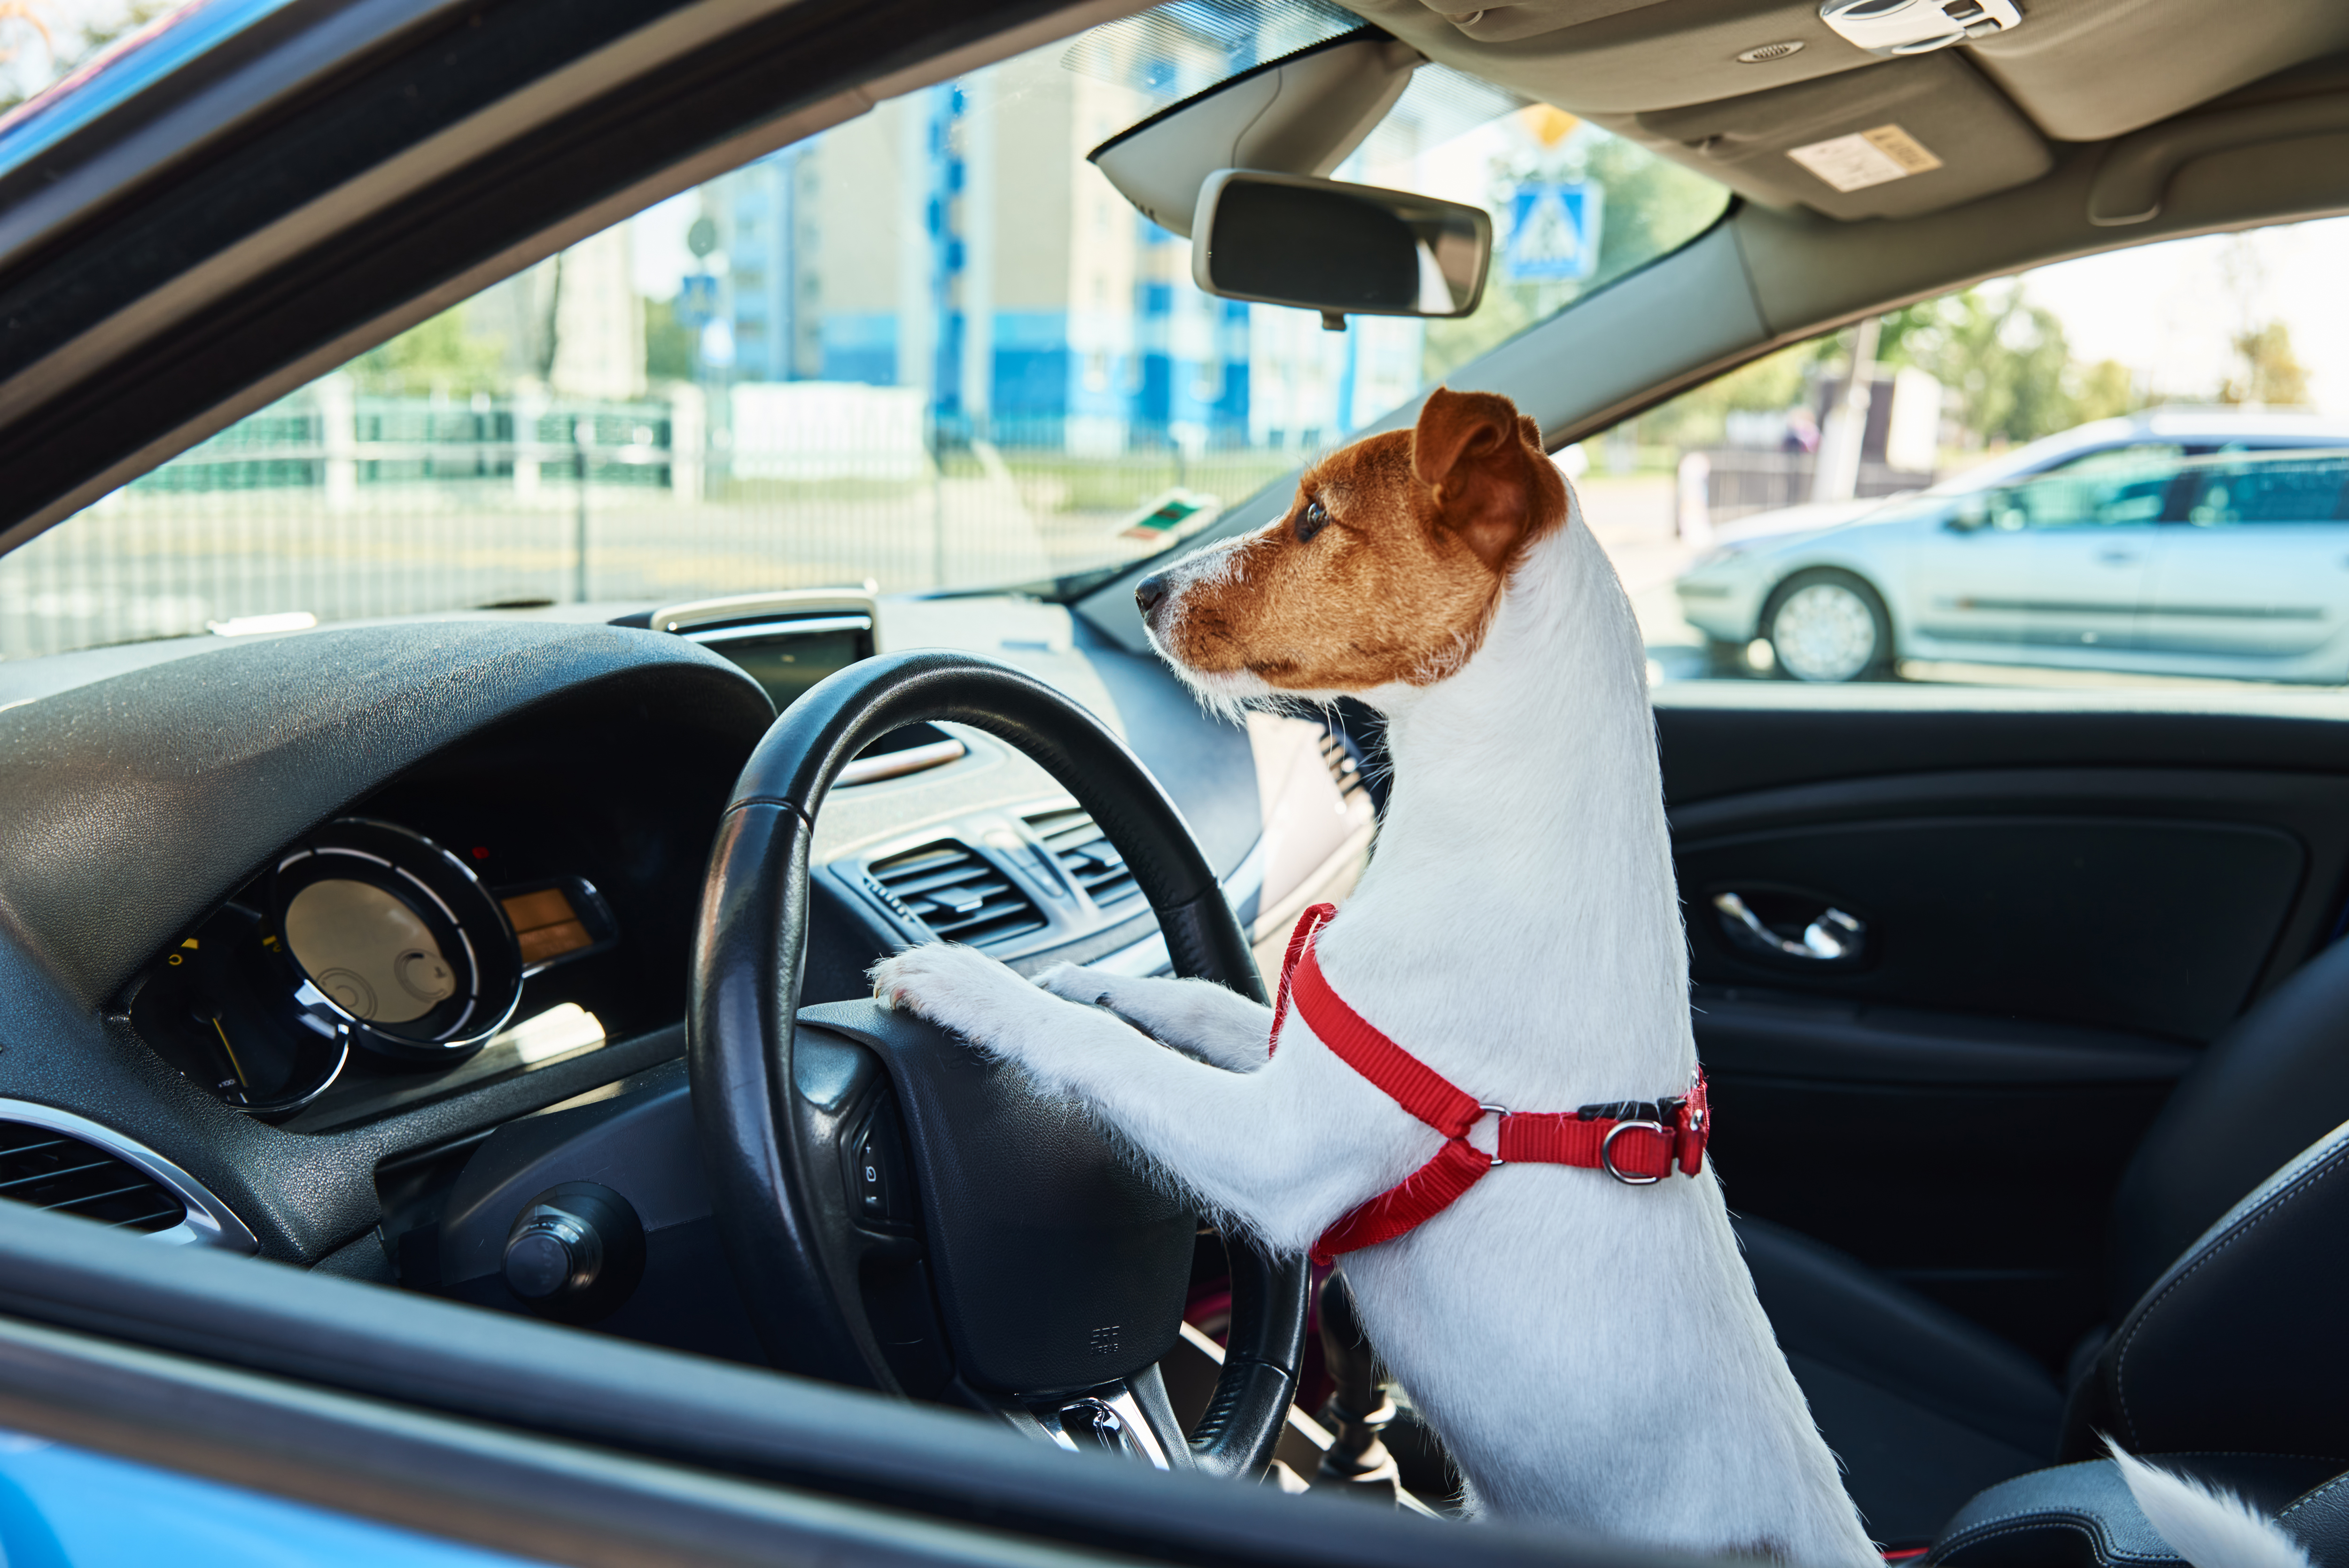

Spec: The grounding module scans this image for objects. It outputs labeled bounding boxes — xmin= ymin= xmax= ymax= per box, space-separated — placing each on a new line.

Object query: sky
xmin=2015 ymin=217 xmax=2349 ymax=412
xmin=631 ymin=190 xmax=700 ymax=301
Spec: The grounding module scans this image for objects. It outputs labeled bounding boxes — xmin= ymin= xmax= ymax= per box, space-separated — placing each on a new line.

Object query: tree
xmin=645 ymin=295 xmax=696 ymax=382
xmin=0 ymin=0 xmax=173 ymax=112
xmin=2069 ymin=359 xmax=2141 ymax=424
xmin=2218 ymin=321 xmax=2311 ymax=408
xmin=0 ymin=3 xmax=49 ymax=108
xmin=1877 ymin=285 xmax=2075 ymax=446
xmin=349 ymin=308 xmax=507 ymax=396
xmin=1423 ymin=122 xmax=1727 ymax=384
xmin=1636 ymin=340 xmax=1818 ymax=450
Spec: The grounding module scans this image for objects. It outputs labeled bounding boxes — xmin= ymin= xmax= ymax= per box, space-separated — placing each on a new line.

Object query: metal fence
xmin=0 ymin=386 xmax=1304 ymax=660
xmin=1696 ymin=448 xmax=1934 ymax=526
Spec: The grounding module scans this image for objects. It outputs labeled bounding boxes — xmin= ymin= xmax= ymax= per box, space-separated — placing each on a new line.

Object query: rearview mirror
xmin=1946 ymin=496 xmax=1990 ymax=532
xmin=1191 ymin=169 xmax=1492 ymax=326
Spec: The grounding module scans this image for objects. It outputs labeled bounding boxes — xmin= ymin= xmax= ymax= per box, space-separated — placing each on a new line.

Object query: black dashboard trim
xmin=0 ymin=621 xmax=770 ymax=1010
xmin=0 ymin=622 xmax=771 ymax=1262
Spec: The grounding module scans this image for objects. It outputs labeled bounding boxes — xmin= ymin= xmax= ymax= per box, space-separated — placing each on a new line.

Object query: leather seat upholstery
xmin=1926 ymin=1456 xmax=2348 ymax=1566
xmin=2065 ymin=1118 xmax=2349 ymax=1462
xmin=1736 ymin=1217 xmax=2065 ymax=1548
xmin=2101 ymin=937 xmax=2349 ymax=1320
xmin=1736 ymin=937 xmax=2349 ymax=1546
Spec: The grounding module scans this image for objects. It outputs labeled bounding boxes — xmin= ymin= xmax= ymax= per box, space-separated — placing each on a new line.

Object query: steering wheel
xmin=686 ymin=649 xmax=1309 ymax=1475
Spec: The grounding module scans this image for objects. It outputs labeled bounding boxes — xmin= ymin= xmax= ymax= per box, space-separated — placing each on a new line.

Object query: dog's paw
xmin=869 ymin=944 xmax=1041 ymax=1048
xmin=1033 ymin=962 xmax=1112 ymax=1009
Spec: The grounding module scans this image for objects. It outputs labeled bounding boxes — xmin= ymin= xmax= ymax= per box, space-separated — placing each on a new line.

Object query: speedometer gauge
xmin=269 ymin=820 xmax=525 ymax=1063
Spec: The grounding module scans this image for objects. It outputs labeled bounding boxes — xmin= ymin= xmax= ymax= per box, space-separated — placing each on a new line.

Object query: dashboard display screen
xmin=501 ymin=887 xmax=594 ymax=966
xmin=282 ymin=879 xmax=457 ymax=1024
xmin=709 ymin=628 xmax=865 ymax=711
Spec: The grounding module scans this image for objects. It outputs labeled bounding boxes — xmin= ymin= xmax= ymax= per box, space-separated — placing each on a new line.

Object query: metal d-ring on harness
xmin=1266 ymin=904 xmax=1711 ymax=1265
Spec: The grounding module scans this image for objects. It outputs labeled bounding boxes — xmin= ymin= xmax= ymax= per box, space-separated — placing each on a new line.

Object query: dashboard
xmin=0 ymin=593 xmax=1375 ymax=1365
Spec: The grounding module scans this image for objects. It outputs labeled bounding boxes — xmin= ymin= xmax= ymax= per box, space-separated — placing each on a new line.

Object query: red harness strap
xmin=1269 ymin=903 xmax=1710 ymax=1265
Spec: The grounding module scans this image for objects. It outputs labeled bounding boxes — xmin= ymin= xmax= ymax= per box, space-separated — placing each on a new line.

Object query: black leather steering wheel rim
xmin=687 ymin=648 xmax=1308 ymax=1478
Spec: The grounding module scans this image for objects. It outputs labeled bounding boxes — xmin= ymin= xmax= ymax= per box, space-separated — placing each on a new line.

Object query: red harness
xmin=1269 ymin=903 xmax=1711 ymax=1266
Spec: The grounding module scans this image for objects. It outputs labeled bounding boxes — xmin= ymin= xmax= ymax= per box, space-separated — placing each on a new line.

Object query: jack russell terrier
xmin=871 ymin=388 xmax=2298 ymax=1568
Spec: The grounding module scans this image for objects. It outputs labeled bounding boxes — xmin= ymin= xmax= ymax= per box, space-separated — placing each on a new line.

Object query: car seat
xmin=1738 ymin=935 xmax=2349 ymax=1546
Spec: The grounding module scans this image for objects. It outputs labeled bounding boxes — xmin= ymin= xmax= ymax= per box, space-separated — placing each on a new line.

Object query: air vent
xmin=1318 ymin=730 xmax=1368 ymax=802
xmin=1026 ymin=808 xmax=1141 ymax=909
xmin=868 ymin=840 xmax=1047 ymax=948
xmin=0 ymin=1121 xmax=186 ymax=1234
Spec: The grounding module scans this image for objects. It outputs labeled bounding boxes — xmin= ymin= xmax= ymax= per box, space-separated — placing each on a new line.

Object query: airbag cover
xmin=799 ymin=999 xmax=1193 ymax=1396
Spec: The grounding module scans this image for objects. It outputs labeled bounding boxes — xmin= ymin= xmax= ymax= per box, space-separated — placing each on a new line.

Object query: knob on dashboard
xmin=501 ymin=1181 xmax=645 ymax=1322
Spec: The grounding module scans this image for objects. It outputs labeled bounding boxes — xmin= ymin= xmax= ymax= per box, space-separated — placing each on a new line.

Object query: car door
xmin=1904 ymin=500 xmax=2046 ymax=652
xmin=0 ymin=1198 xmax=1509 ymax=1568
xmin=2139 ymin=453 xmax=2349 ymax=669
xmin=1909 ymin=450 xmax=2171 ymax=661
xmin=1655 ymin=692 xmax=2349 ymax=1365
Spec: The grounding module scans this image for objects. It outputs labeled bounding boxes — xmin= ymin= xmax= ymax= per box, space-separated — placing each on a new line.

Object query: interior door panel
xmin=1653 ymin=705 xmax=2349 ymax=1369
xmin=1681 ymin=816 xmax=2302 ymax=1039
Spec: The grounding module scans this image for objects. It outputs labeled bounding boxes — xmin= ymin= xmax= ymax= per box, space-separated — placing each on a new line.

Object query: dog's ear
xmin=1411 ymin=388 xmax=1564 ymax=571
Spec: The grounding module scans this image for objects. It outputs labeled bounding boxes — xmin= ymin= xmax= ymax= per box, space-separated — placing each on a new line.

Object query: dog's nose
xmin=1134 ymin=574 xmax=1170 ymax=620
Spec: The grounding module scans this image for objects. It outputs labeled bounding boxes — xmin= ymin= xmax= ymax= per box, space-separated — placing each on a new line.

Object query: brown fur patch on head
xmin=1153 ymin=388 xmax=1569 ymax=692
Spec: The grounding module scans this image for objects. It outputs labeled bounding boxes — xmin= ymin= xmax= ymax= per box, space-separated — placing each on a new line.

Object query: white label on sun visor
xmin=1787 ymin=124 xmax=1945 ymax=193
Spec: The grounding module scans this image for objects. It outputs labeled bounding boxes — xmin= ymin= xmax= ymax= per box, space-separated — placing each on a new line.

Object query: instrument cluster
xmin=131 ymin=817 xmax=615 ymax=1119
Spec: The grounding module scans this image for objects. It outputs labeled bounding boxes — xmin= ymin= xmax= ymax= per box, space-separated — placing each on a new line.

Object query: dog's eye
xmin=1295 ymin=500 xmax=1331 ymax=543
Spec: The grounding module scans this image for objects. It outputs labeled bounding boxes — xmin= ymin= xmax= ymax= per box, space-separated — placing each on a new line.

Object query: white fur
xmin=2112 ymin=1446 xmax=2313 ymax=1568
xmin=872 ymin=499 xmax=1880 ymax=1562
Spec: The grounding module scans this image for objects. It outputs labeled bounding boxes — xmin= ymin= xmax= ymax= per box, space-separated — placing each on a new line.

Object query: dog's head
xmin=1136 ymin=387 xmax=1568 ymax=703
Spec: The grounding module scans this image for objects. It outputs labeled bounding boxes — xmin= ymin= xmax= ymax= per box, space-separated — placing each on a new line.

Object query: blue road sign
xmin=1505 ymin=182 xmax=1602 ymax=282
xmin=676 ymin=273 xmax=717 ymax=330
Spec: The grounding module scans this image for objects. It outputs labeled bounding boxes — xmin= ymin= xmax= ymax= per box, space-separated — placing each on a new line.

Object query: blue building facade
xmin=697 ymin=73 xmax=1260 ymax=452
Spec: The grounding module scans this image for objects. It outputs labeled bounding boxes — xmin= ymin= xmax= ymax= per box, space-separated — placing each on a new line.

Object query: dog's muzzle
xmin=1134 ymin=573 xmax=1170 ymax=627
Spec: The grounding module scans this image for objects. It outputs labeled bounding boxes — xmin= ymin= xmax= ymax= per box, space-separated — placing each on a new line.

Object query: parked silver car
xmin=1676 ymin=411 xmax=2349 ymax=683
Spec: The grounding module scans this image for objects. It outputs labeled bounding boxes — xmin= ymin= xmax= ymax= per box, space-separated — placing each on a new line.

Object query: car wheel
xmin=1763 ymin=570 xmax=1892 ymax=683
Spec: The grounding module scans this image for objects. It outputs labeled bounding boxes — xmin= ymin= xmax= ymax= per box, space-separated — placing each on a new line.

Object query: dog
xmin=874 ymin=386 xmax=1878 ymax=1561
xmin=870 ymin=388 xmax=2301 ymax=1567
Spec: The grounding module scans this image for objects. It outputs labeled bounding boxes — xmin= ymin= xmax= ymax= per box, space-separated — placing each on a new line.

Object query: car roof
xmin=1923 ymin=411 xmax=2349 ymax=496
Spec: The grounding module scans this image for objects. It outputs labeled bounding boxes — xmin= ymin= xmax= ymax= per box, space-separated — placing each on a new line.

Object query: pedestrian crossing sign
xmin=1505 ymin=182 xmax=1602 ymax=282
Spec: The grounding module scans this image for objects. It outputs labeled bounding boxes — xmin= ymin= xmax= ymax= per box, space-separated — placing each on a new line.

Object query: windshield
xmin=0 ymin=1 xmax=1726 ymax=661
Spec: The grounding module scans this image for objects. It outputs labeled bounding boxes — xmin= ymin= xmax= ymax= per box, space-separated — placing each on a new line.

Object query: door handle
xmin=1712 ymin=892 xmax=1866 ymax=963
xmin=2097 ymin=549 xmax=2139 ymax=565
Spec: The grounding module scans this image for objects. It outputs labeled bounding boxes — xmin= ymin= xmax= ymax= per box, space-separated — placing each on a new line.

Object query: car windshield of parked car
xmin=0 ymin=0 xmax=1727 ymax=661
xmin=1625 ymin=215 xmax=2349 ymax=691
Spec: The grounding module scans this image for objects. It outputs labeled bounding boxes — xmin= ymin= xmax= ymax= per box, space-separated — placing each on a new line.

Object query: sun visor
xmin=1089 ymin=31 xmax=1423 ymax=239
xmin=1634 ymin=54 xmax=2052 ymax=220
xmin=1966 ymin=0 xmax=2349 ymax=141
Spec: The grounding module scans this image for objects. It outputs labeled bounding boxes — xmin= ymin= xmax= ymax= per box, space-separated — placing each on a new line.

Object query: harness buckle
xmin=1600 ymin=1119 xmax=1668 ymax=1185
xmin=1476 ymin=1103 xmax=1509 ymax=1168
